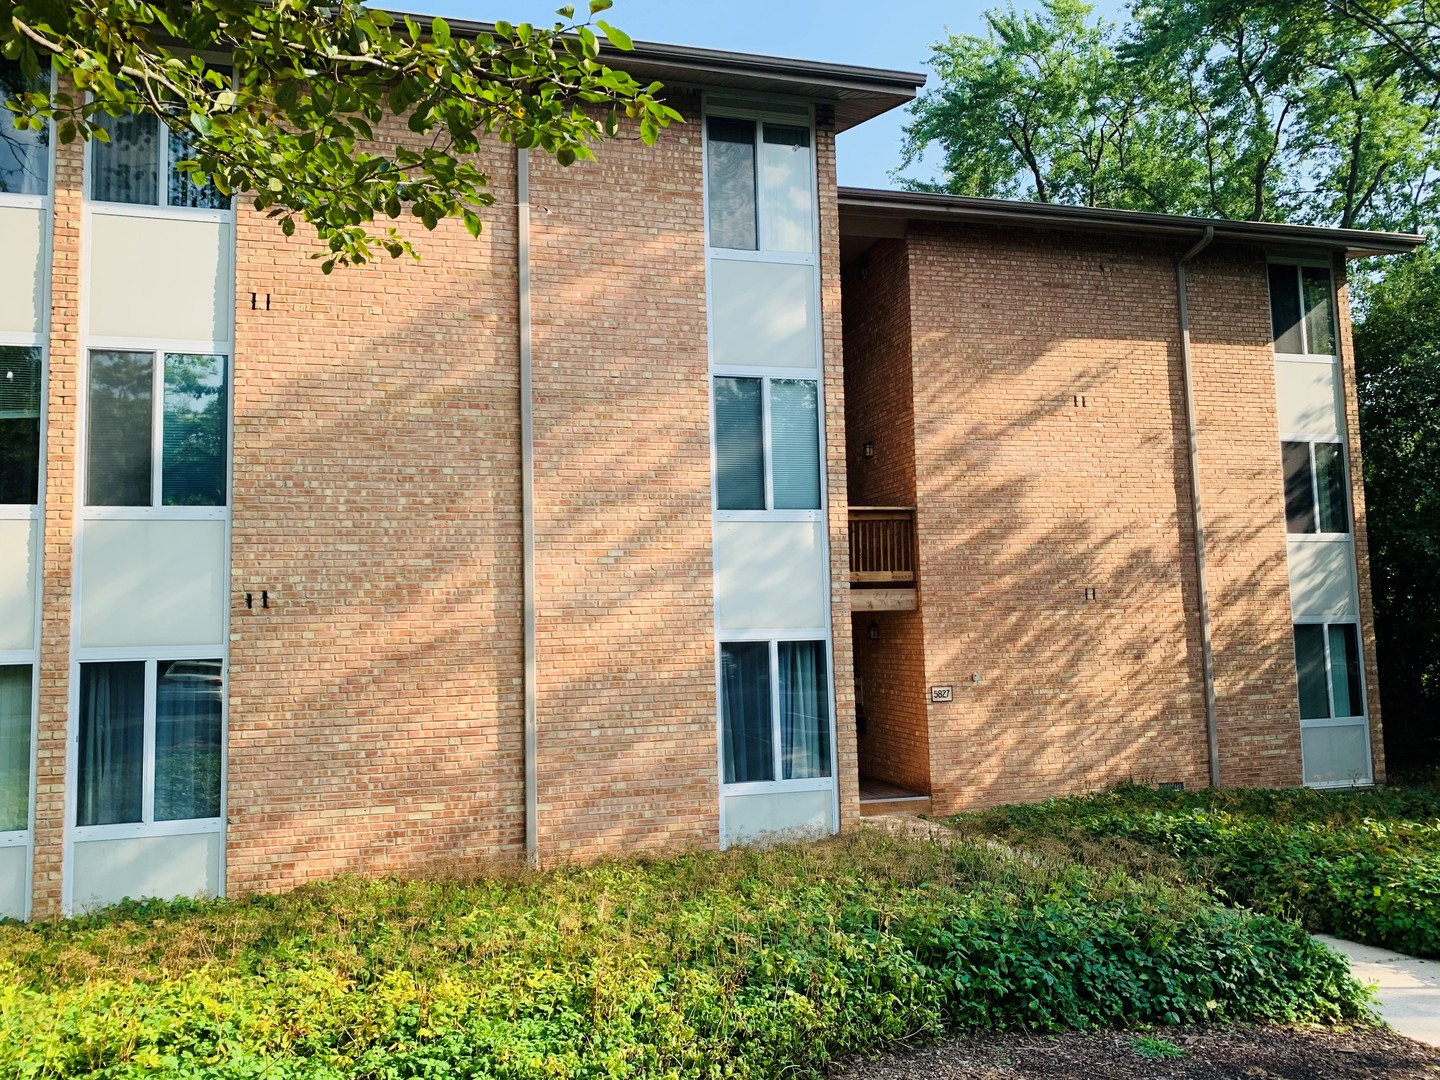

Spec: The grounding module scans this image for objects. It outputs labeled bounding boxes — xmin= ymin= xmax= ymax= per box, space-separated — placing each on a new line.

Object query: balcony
xmin=848 ymin=506 xmax=917 ymax=612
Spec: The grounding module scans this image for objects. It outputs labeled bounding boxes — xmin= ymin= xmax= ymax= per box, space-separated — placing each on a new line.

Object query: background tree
xmin=1 ymin=0 xmax=681 ymax=269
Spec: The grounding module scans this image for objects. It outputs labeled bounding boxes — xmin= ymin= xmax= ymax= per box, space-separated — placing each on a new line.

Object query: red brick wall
xmin=1184 ymin=248 xmax=1302 ymax=788
xmin=526 ymin=97 xmax=720 ymax=860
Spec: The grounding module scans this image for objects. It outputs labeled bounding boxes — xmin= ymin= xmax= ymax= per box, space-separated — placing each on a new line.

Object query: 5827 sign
xmin=930 ymin=685 xmax=953 ymax=703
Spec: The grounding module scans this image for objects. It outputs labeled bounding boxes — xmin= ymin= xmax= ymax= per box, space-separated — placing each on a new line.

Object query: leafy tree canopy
xmin=1 ymin=0 xmax=681 ymax=269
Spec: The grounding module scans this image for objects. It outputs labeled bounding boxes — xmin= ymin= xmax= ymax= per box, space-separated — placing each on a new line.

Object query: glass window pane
xmin=162 ymin=353 xmax=227 ymax=505
xmin=761 ymin=124 xmax=814 ymax=253
xmin=0 ymin=665 xmax=32 ymax=833
xmin=1314 ymin=442 xmax=1349 ymax=534
xmin=1301 ymin=266 xmax=1336 ymax=356
xmin=1282 ymin=441 xmax=1316 ymax=534
xmin=707 ymin=117 xmax=757 ymax=251
xmin=77 ymin=661 xmax=145 ymax=826
xmin=1294 ymin=624 xmax=1330 ymax=720
xmin=0 ymin=345 xmax=41 ymax=505
xmin=771 ymin=379 xmax=820 ymax=509
xmin=91 ymin=112 xmax=158 ymax=205
xmin=1328 ymin=624 xmax=1364 ymax=718
xmin=722 ymin=642 xmax=773 ymax=783
xmin=167 ymin=125 xmax=228 ymax=209
xmin=0 ymin=59 xmax=49 ymax=195
xmin=155 ymin=659 xmax=223 ymax=821
xmin=87 ymin=350 xmax=154 ymax=506
xmin=715 ymin=377 xmax=764 ymax=510
xmin=1269 ymin=264 xmax=1304 ymax=354
xmin=780 ymin=640 xmax=829 ymax=780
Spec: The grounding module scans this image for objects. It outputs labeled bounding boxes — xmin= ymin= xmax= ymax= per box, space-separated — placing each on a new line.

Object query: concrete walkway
xmin=1314 ymin=934 xmax=1440 ymax=1047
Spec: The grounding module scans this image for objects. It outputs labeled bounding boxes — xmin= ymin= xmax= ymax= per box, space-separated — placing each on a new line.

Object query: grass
xmin=946 ymin=783 xmax=1440 ymax=959
xmin=0 ymin=827 xmax=1370 ymax=1080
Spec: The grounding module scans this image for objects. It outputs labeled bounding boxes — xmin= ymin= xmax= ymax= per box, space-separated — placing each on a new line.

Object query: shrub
xmin=950 ymin=785 xmax=1440 ymax=958
xmin=0 ymin=829 xmax=1369 ymax=1080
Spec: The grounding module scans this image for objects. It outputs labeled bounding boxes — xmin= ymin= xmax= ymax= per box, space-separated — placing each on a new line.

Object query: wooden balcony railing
xmin=848 ymin=507 xmax=916 ymax=585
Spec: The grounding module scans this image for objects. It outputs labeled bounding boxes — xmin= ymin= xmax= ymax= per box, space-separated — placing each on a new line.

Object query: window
xmin=77 ymin=659 xmax=223 ymax=828
xmin=0 ymin=666 xmax=31 ymax=833
xmin=0 ymin=59 xmax=48 ymax=196
xmin=86 ymin=350 xmax=228 ymax=507
xmin=706 ymin=116 xmax=814 ymax=253
xmin=721 ymin=640 xmax=831 ymax=784
xmin=714 ymin=376 xmax=820 ymax=510
xmin=1282 ymin=441 xmax=1348 ymax=534
xmin=90 ymin=110 xmax=228 ymax=210
xmin=1294 ymin=624 xmax=1364 ymax=721
xmin=1269 ymin=263 xmax=1336 ymax=356
xmin=0 ymin=345 xmax=42 ymax=505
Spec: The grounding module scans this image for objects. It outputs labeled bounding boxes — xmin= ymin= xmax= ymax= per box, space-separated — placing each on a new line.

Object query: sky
xmin=409 ymin=0 xmax=1127 ymax=189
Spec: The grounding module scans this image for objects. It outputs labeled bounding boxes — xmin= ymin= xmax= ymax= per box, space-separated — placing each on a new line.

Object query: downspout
xmin=518 ymin=148 xmax=539 ymax=867
xmin=1176 ymin=225 xmax=1220 ymax=788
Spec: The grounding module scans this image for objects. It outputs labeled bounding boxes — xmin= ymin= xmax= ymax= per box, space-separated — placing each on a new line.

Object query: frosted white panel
xmin=723 ymin=788 xmax=833 ymax=845
xmin=1288 ymin=539 xmax=1357 ymax=620
xmin=0 ymin=846 xmax=26 ymax=919
xmin=0 ymin=519 xmax=36 ymax=651
xmin=0 ymin=205 xmax=44 ymax=336
xmin=715 ymin=520 xmax=826 ymax=630
xmin=1275 ymin=360 xmax=1341 ymax=440
xmin=71 ymin=832 xmax=221 ymax=910
xmin=711 ymin=259 xmax=817 ymax=369
xmin=89 ymin=213 xmax=230 ymax=342
xmin=1302 ymin=722 xmax=1371 ymax=786
xmin=80 ymin=519 xmax=226 ymax=647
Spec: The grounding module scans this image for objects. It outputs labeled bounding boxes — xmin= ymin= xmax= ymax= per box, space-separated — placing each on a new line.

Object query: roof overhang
xmin=839 ymin=187 xmax=1427 ymax=258
xmin=391 ymin=13 xmax=925 ymax=132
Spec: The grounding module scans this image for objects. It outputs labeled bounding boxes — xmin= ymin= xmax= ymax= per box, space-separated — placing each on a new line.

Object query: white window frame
xmin=717 ymin=630 xmax=838 ymax=797
xmin=1268 ymin=258 xmax=1339 ymax=362
xmin=1280 ymin=438 xmax=1353 ymax=542
xmin=1292 ymin=619 xmax=1373 ymax=788
xmin=703 ymin=102 xmax=819 ymax=264
xmin=80 ymin=341 xmax=231 ymax=520
xmin=712 ymin=373 xmax=823 ymax=521
xmin=67 ymin=651 xmax=227 ymax=844
xmin=0 ymin=61 xmax=54 ymax=209
xmin=0 ymin=662 xmax=38 ymax=853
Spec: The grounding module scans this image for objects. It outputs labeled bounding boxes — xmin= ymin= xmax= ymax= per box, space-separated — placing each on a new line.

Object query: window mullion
xmin=141 ymin=659 xmax=156 ymax=824
xmin=1321 ymin=623 xmax=1336 ymax=719
xmin=770 ymin=639 xmax=782 ymax=783
xmin=151 ymin=350 xmax=164 ymax=506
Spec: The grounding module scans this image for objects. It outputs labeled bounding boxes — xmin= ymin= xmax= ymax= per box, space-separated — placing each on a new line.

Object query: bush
xmin=950 ymin=785 xmax=1440 ymax=959
xmin=0 ymin=830 xmax=1369 ymax=1080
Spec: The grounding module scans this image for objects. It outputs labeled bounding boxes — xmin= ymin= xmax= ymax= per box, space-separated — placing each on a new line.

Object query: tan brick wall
xmin=1334 ymin=259 xmax=1386 ymax=782
xmin=526 ymin=97 xmax=720 ymax=860
xmin=30 ymin=112 xmax=83 ymax=918
xmin=226 ymin=130 xmax=528 ymax=890
xmin=1185 ymin=247 xmax=1301 ymax=788
xmin=851 ymin=611 xmax=930 ymax=793
xmin=903 ymin=223 xmax=1219 ymax=813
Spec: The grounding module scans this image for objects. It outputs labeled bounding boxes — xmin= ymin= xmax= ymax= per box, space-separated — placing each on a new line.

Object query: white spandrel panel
xmin=80 ymin=519 xmax=227 ymax=648
xmin=0 ymin=846 xmax=27 ymax=919
xmin=1301 ymin=723 xmax=1370 ymax=786
xmin=71 ymin=833 xmax=221 ymax=910
xmin=711 ymin=259 xmax=818 ymax=369
xmin=1288 ymin=539 xmax=1357 ymax=621
xmin=0 ymin=205 xmax=44 ymax=336
xmin=0 ymin=519 xmax=37 ymax=652
xmin=89 ymin=213 xmax=231 ymax=342
xmin=715 ymin=519 xmax=826 ymax=630
xmin=1275 ymin=360 xmax=1341 ymax=440
xmin=723 ymin=789 xmax=833 ymax=845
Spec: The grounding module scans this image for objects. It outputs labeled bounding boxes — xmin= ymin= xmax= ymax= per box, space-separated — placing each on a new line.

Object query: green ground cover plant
xmin=949 ymin=785 xmax=1440 ymax=959
xmin=0 ymin=830 xmax=1367 ymax=1080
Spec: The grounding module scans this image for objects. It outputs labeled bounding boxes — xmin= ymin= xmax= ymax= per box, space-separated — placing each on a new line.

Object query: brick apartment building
xmin=0 ymin=29 xmax=1423 ymax=918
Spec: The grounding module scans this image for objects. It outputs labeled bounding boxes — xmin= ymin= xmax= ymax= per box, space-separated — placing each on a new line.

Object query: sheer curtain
xmin=780 ymin=641 xmax=830 ymax=780
xmin=721 ymin=642 xmax=772 ymax=783
xmin=155 ymin=660 xmax=223 ymax=821
xmin=0 ymin=666 xmax=31 ymax=833
xmin=77 ymin=662 xmax=145 ymax=827
xmin=91 ymin=112 xmax=158 ymax=205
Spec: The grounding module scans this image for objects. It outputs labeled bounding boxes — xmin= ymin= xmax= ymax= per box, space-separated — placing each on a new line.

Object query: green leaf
xmin=589 ymin=0 xmax=614 ymax=12
xmin=595 ymin=21 xmax=633 ymax=51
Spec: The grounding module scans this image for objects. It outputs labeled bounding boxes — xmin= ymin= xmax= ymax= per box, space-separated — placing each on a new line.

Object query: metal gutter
xmin=839 ymin=188 xmax=1426 ymax=258
xmin=1175 ymin=226 xmax=1222 ymax=789
xmin=517 ymin=148 xmax=539 ymax=868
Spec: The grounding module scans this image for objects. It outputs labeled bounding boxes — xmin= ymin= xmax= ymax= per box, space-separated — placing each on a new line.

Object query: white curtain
xmin=780 ymin=641 xmax=830 ymax=780
xmin=0 ymin=666 xmax=31 ymax=833
xmin=77 ymin=662 xmax=145 ymax=827
xmin=91 ymin=112 xmax=158 ymax=205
